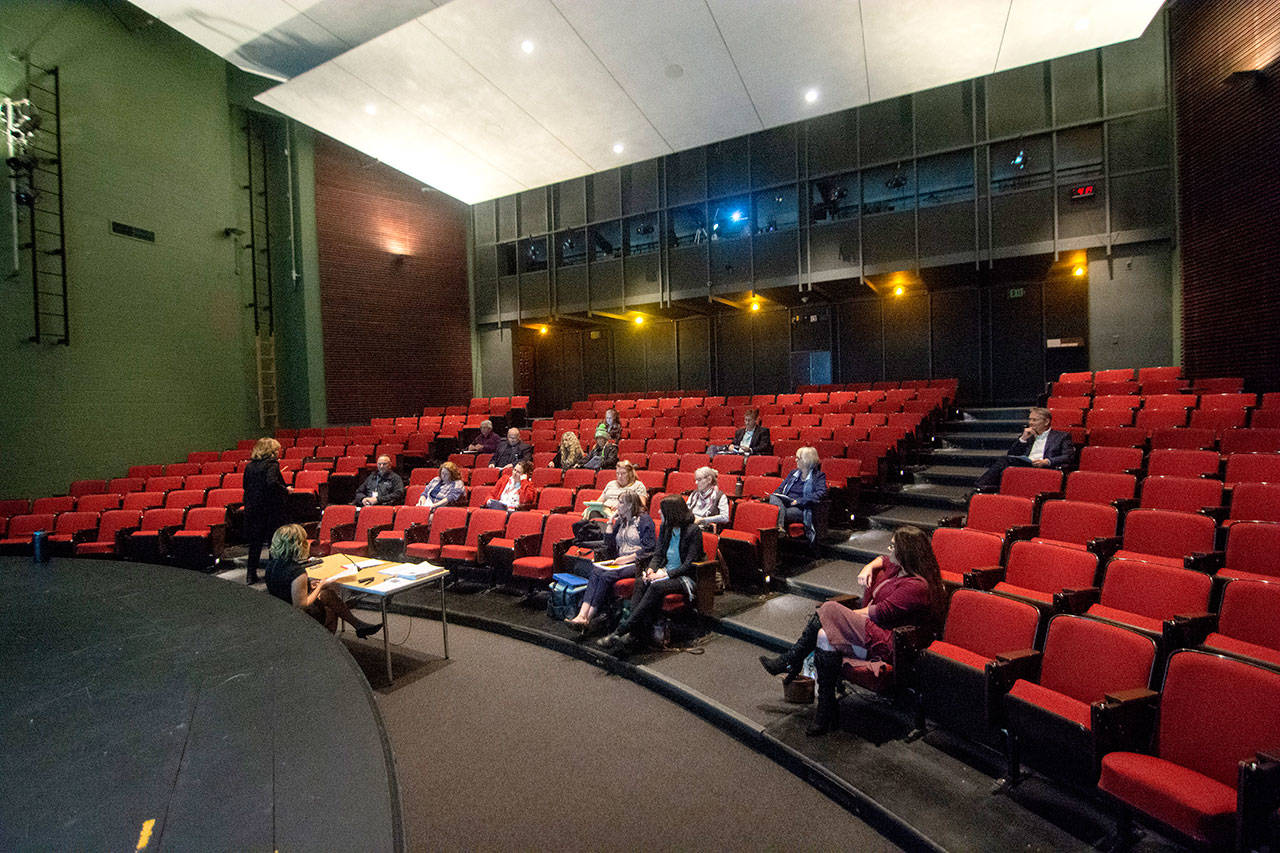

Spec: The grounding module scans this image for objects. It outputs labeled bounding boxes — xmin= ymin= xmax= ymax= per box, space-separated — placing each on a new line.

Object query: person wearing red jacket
xmin=486 ymin=460 xmax=536 ymax=511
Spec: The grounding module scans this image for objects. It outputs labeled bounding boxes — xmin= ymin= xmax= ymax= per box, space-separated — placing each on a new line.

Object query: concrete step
xmin=958 ymin=406 xmax=1031 ymax=421
xmin=937 ymin=431 xmax=1019 ymax=450
xmin=913 ymin=464 xmax=987 ymax=487
xmin=940 ymin=418 xmax=1025 ymax=433
xmin=920 ymin=445 xmax=1007 ymax=467
xmin=866 ymin=503 xmax=954 ymax=532
xmin=717 ymin=593 xmax=821 ymax=652
xmin=883 ymin=482 xmax=971 ymax=510
xmin=784 ymin=559 xmax=866 ymax=601
xmin=826 ymin=527 xmax=894 ymax=564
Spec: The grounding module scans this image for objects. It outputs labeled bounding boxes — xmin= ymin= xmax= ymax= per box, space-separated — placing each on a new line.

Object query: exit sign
xmin=1008 ymin=287 xmax=1026 ymax=299
xmin=1070 ymin=184 xmax=1096 ymax=200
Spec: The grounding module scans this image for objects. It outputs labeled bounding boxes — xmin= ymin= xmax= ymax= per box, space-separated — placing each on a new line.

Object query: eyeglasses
xmin=887 ymin=541 xmax=896 ymax=553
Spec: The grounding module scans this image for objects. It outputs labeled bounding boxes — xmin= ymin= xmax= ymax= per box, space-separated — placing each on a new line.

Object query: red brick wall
xmin=314 ymin=135 xmax=472 ymax=423
xmin=1171 ymin=0 xmax=1280 ymax=390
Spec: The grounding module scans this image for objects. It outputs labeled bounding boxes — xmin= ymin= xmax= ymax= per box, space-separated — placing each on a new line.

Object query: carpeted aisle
xmin=344 ymin=612 xmax=898 ymax=852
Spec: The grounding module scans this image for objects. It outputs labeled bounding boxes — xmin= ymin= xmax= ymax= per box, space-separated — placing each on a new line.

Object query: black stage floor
xmin=0 ymin=557 xmax=400 ymax=852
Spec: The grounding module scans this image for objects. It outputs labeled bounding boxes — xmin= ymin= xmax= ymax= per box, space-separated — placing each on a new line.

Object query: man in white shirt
xmin=975 ymin=407 xmax=1075 ymax=489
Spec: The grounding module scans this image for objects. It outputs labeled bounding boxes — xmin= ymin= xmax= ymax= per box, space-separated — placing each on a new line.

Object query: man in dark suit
xmin=975 ymin=406 xmax=1074 ymax=489
xmin=489 ymin=427 xmax=534 ymax=468
xmin=731 ymin=409 xmax=773 ymax=456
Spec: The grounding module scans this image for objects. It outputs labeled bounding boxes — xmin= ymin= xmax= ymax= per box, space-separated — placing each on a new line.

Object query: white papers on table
xmin=383 ymin=562 xmax=444 ymax=579
xmin=328 ymin=566 xmax=359 ymax=581
xmin=365 ymin=576 xmax=414 ymax=593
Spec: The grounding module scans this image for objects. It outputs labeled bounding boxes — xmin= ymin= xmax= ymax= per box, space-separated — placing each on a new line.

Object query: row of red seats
xmin=564 ymin=386 xmax=954 ymax=415
xmin=911 ymin=584 xmax=1279 ymax=849
xmin=541 ymin=412 xmax=926 ymax=442
xmin=555 ymin=396 xmax=946 ymax=423
xmin=1049 ymin=366 xmax=1247 ymax=396
xmin=0 ymin=503 xmax=236 ymax=566
xmin=1050 ymin=399 xmax=1279 ymax=439
xmin=464 ymin=395 xmax=529 ymax=416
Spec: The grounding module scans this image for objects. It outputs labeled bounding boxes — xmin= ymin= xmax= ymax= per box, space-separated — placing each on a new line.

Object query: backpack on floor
xmin=547 ymin=572 xmax=589 ymax=621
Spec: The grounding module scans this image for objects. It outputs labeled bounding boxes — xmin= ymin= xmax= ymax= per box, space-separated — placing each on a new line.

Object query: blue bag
xmin=547 ymin=572 xmax=588 ymax=620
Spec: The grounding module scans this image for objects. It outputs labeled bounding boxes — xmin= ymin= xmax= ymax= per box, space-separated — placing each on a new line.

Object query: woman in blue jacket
xmin=769 ymin=446 xmax=827 ymax=543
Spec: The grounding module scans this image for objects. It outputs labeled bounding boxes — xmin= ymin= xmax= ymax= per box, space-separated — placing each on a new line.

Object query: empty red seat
xmin=1146 ymin=449 xmax=1220 ymax=479
xmin=310 ymin=504 xmax=358 ymax=556
xmin=166 ymin=506 xmax=231 ymax=571
xmin=43 ymin=511 xmax=100 ymax=555
xmin=1030 ymin=499 xmax=1119 ymax=550
xmin=1219 ymin=428 xmax=1280 ymax=455
xmin=961 ymin=494 xmax=1035 ymax=540
xmin=439 ymin=507 xmax=507 ymax=566
xmin=665 ymin=471 xmax=696 ymax=494
xmin=532 ymin=487 xmax=574 ymax=514
xmin=1111 ymin=509 xmax=1217 ymax=567
xmin=931 ymin=527 xmax=1004 ymax=587
xmin=1149 ymin=427 xmax=1216 ymax=450
xmin=371 ymin=506 xmax=435 ymax=562
xmin=403 ymin=506 xmax=468 ymax=563
xmin=165 ymin=462 xmax=201 ymax=477
xmin=1138 ymin=366 xmax=1182 ymax=383
xmin=739 ymin=475 xmax=782 ymax=500
xmin=1137 ymin=476 xmax=1223 ymax=515
xmin=124 ymin=508 xmax=187 ymax=562
xmin=1085 ymin=408 xmax=1134 ymax=430
xmin=968 ymin=540 xmax=1098 ymax=611
xmin=206 ymin=488 xmax=243 ymax=508
xmin=74 ymin=509 xmax=141 ymax=557
xmin=121 ymin=492 xmax=166 ymax=512
xmin=1214 ymin=522 xmax=1280 ymax=585
xmin=717 ymin=501 xmax=781 ymax=590
xmin=164 ymin=489 xmax=207 ymax=511
xmin=1084 ymin=558 xmax=1212 ymax=637
xmin=1224 ymin=453 xmax=1280 ymax=487
xmin=710 ymin=455 xmax=744 ymax=476
xmin=1004 ymin=614 xmax=1158 ymax=786
xmin=183 ymin=474 xmax=222 ymax=492
xmin=0 ymin=512 xmax=57 ymax=550
xmin=1201 ymin=579 xmax=1280 ymax=670
xmin=997 ymin=466 xmax=1064 ymax=501
xmin=76 ymin=493 xmax=121 ymax=514
xmin=1063 ymin=471 xmax=1136 ymax=506
xmin=68 ymin=479 xmax=106 ymax=498
xmin=1134 ymin=408 xmax=1187 ymax=433
xmin=678 ymin=453 xmax=710 ymax=472
xmin=480 ymin=511 xmax=546 ymax=584
xmin=1088 ymin=426 xmax=1147 ymax=448
xmin=107 ymin=477 xmax=146 ymax=494
xmin=916 ymin=589 xmax=1042 ymax=740
xmin=531 ymin=468 xmax=563 ymax=489
xmin=328 ymin=505 xmax=397 ymax=557
xmin=145 ymin=476 xmax=184 ymax=494
xmin=1098 ymin=649 xmax=1280 ymax=849
xmin=1223 ymin=482 xmax=1280 ymax=528
xmin=648 ymin=452 xmax=679 ymax=472
xmin=32 ymin=496 xmax=75 ymax=515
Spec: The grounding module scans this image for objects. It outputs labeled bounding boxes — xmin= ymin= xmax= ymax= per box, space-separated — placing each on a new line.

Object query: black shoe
xmin=806 ymin=648 xmax=843 ymax=736
xmin=355 ymin=620 xmax=382 ymax=639
xmin=596 ymin=632 xmax=624 ymax=650
xmin=759 ymin=653 xmax=790 ymax=676
xmin=245 ymin=573 xmax=258 ymax=585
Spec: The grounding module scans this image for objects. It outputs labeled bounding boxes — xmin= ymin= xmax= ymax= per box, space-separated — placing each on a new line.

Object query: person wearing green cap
xmin=581 ymin=425 xmax=619 ymax=470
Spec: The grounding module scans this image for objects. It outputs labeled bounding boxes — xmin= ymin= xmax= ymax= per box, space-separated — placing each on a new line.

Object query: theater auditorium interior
xmin=2 ymin=0 xmax=1279 ymax=850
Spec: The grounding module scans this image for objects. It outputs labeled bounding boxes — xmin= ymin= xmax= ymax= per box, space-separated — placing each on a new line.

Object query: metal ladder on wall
xmin=5 ymin=62 xmax=68 ymax=345
xmin=244 ymin=113 xmax=278 ymax=429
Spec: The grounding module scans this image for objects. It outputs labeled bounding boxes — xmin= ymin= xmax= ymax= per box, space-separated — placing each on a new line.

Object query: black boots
xmin=806 ymin=649 xmax=843 ymax=736
xmin=354 ymin=618 xmax=383 ymax=639
xmin=759 ymin=613 xmax=822 ymax=681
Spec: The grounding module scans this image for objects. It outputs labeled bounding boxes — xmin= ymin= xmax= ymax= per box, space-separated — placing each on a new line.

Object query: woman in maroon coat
xmin=759 ymin=525 xmax=945 ymax=735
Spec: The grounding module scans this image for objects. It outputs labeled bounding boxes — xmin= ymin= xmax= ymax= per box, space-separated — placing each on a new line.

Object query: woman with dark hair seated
xmin=263 ymin=524 xmax=382 ymax=638
xmin=758 ymin=525 xmax=944 ymax=735
xmin=486 ymin=460 xmax=536 ymax=511
xmin=596 ymin=495 xmax=704 ymax=654
xmin=565 ymin=491 xmax=655 ymax=630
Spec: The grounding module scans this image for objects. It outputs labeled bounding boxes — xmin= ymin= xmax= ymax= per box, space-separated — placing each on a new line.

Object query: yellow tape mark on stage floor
xmin=135 ymin=818 xmax=155 ymax=850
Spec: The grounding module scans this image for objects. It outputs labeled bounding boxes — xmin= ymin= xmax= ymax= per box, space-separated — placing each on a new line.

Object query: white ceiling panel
xmin=997 ymin=0 xmax=1167 ymax=71
xmin=550 ymin=0 xmax=762 ymax=152
xmin=420 ymin=0 xmax=671 ymax=171
xmin=255 ymin=64 xmax=525 ymax=203
xmin=859 ymin=0 xmax=1010 ymax=102
xmin=707 ymin=0 xmax=871 ymax=127
xmin=330 ymin=22 xmax=590 ymax=190
xmin=134 ymin=0 xmax=310 ymax=62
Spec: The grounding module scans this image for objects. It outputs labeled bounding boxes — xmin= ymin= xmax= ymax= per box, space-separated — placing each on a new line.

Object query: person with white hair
xmin=768 ymin=446 xmax=827 ymax=543
xmin=685 ymin=466 xmax=730 ymax=530
xmin=464 ymin=419 xmax=501 ymax=455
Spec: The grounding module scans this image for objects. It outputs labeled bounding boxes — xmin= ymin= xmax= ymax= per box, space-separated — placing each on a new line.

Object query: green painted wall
xmin=0 ymin=2 xmax=300 ymax=498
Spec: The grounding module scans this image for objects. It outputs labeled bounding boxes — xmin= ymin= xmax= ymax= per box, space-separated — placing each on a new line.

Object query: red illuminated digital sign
xmin=1070 ymin=184 xmax=1096 ymax=200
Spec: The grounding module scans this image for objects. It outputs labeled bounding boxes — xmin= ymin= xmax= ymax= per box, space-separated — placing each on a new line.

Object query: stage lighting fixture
xmin=750 ymin=300 xmax=760 ymax=312
xmin=1072 ymin=265 xmax=1086 ymax=277
xmin=893 ymin=285 xmax=905 ymax=297
xmin=633 ymin=315 xmax=644 ymax=325
xmin=1011 ymin=149 xmax=1026 ymax=169
xmin=730 ymin=210 xmax=743 ymax=222
xmin=539 ymin=325 xmax=548 ymax=334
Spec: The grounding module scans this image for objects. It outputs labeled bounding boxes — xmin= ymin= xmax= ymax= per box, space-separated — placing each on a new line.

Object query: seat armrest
xmin=1052 ymin=586 xmax=1100 ymax=613
xmin=207 ymin=523 xmax=227 ymax=555
xmin=691 ymin=557 xmax=719 ymax=613
xmin=1185 ymin=550 xmax=1225 ymax=574
xmin=1162 ymin=611 xmax=1218 ymax=649
xmin=71 ymin=528 xmax=97 ymax=545
xmin=963 ymin=565 xmax=1005 ymax=590
xmin=114 ymin=525 xmax=141 ymax=554
xmin=438 ymin=526 xmax=467 ymax=547
xmin=476 ymin=529 xmax=502 ymax=558
xmin=366 ymin=522 xmax=394 ymax=550
xmin=1092 ymin=688 xmax=1159 ymax=755
xmin=301 ymin=521 xmax=320 ymax=539
xmin=1112 ymin=498 xmax=1139 ymax=517
xmin=403 ymin=522 xmax=431 ymax=545
xmin=972 ymin=485 xmax=997 ymax=495
xmin=988 ymin=648 xmax=1042 ymax=687
xmin=330 ymin=522 xmax=357 ymax=543
xmin=1031 ymin=491 xmax=1064 ymax=517
xmin=1004 ymin=524 xmax=1038 ymax=543
xmin=936 ymin=514 xmax=964 ymax=528
xmin=1199 ymin=505 xmax=1229 ymax=524
xmin=891 ymin=623 xmax=934 ymax=675
xmin=512 ymin=532 xmax=542 ymax=558
xmin=1239 ymin=752 xmax=1280 ymax=853
xmin=1086 ymin=536 xmax=1122 ymax=562
xmin=550 ymin=536 xmax=575 ymax=572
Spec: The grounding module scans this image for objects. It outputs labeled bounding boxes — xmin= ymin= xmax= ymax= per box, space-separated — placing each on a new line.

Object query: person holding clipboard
xmin=564 ymin=492 xmax=655 ymax=630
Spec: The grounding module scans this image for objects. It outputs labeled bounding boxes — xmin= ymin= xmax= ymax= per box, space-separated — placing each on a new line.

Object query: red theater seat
xmin=1200 ymin=579 xmax=1280 ymax=670
xmin=166 ymin=506 xmax=231 ymax=571
xmin=1098 ymin=650 xmax=1280 ymax=850
xmin=717 ymin=501 xmax=781 ymax=591
xmin=310 ymin=505 xmax=358 ymax=556
xmin=1082 ymin=558 xmax=1212 ymax=638
xmin=74 ymin=510 xmax=141 ymax=558
xmin=439 ymin=508 xmax=507 ymax=567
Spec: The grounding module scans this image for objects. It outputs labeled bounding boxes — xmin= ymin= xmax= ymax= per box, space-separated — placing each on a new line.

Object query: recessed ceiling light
xmin=364 ymin=103 xmax=377 ymax=115
xmin=1074 ymin=17 xmax=1090 ymax=31
xmin=804 ymin=88 xmax=819 ymax=104
xmin=664 ymin=63 xmax=684 ymax=79
xmin=612 ymin=142 xmax=624 ymax=154
xmin=521 ymin=39 xmax=534 ymax=54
